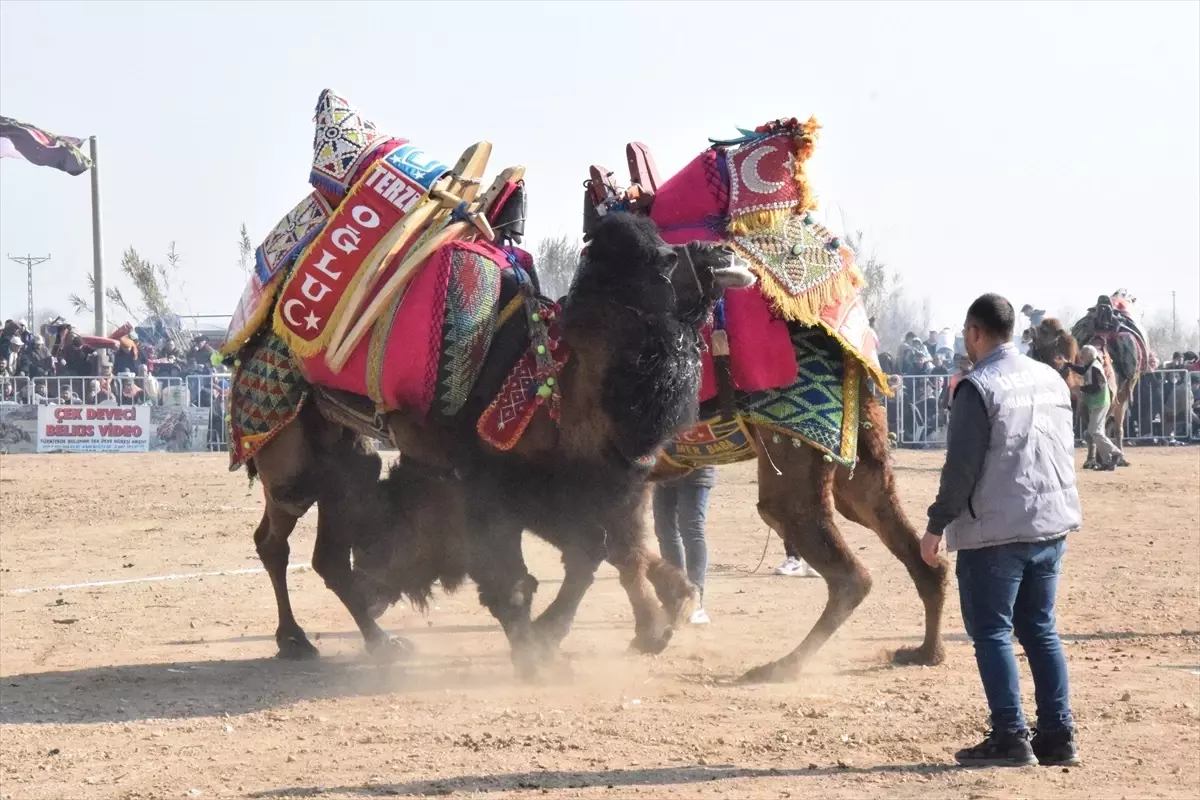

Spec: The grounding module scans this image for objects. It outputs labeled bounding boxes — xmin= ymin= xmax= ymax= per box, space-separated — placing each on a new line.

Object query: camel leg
xmin=833 ymin=402 xmax=947 ymax=666
xmin=602 ymin=492 xmax=696 ymax=655
xmin=467 ymin=515 xmax=542 ymax=680
xmin=741 ymin=432 xmax=873 ymax=683
xmin=253 ymin=498 xmax=319 ymax=660
xmin=531 ymin=543 xmax=602 ymax=651
xmin=1112 ymin=379 xmax=1135 ymax=465
xmin=310 ymin=508 xmax=414 ymax=662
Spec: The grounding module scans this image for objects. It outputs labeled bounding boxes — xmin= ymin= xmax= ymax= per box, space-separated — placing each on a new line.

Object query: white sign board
xmin=37 ymin=405 xmax=151 ymax=453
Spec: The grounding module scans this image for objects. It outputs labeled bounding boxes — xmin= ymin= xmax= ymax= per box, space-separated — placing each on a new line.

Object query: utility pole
xmin=6 ymin=254 xmax=51 ymax=327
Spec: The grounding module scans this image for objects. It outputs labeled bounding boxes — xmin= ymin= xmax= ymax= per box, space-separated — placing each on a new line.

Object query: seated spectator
xmin=31 ymin=379 xmax=50 ymax=405
xmin=114 ymin=337 xmax=139 ymax=375
xmin=21 ymin=335 xmax=55 ymax=378
xmin=86 ymin=379 xmax=115 ymax=405
xmin=59 ymin=385 xmax=83 ymax=405
xmin=117 ymin=371 xmax=145 ymax=405
xmin=2 ymin=335 xmax=22 ymax=376
xmin=136 ymin=363 xmax=160 ymax=405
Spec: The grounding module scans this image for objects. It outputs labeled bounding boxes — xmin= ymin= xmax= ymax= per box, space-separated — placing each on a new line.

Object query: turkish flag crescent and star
xmin=0 ymin=116 xmax=92 ymax=176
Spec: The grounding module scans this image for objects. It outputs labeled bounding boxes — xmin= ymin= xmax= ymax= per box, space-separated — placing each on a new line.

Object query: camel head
xmin=557 ymin=212 xmax=752 ymax=464
xmin=1029 ymin=318 xmax=1079 ymax=378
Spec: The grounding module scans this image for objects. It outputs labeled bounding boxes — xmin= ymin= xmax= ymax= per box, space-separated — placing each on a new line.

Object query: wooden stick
xmin=327 ymin=166 xmax=523 ymax=371
xmin=323 ymin=143 xmax=492 ymax=369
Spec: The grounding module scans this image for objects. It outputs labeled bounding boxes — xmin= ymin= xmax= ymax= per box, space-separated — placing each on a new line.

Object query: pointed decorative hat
xmin=309 ymin=89 xmax=391 ymax=200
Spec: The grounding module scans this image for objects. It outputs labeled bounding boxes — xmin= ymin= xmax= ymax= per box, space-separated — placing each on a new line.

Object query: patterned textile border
xmin=737 ymin=327 xmax=861 ymax=468
xmin=228 ymin=332 xmax=308 ymax=470
xmin=223 ymin=192 xmax=334 ymax=356
xmin=729 ymin=213 xmax=864 ymax=330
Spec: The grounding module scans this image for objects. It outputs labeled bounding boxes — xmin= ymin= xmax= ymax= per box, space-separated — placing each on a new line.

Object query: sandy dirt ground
xmin=1 ymin=448 xmax=1198 ymax=799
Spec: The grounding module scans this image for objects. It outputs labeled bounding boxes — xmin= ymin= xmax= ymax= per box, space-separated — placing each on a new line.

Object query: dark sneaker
xmin=1032 ymin=728 xmax=1080 ymax=766
xmin=954 ymin=731 xmax=1037 ymax=767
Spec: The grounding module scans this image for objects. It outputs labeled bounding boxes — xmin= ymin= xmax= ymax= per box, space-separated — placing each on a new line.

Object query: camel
xmin=241 ymin=213 xmax=754 ymax=676
xmin=1029 ymin=317 xmax=1083 ymax=409
xmin=563 ymin=121 xmax=949 ymax=683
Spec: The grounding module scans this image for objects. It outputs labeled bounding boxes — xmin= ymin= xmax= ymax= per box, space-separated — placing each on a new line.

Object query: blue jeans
xmin=652 ymin=482 xmax=710 ymax=601
xmin=957 ymin=538 xmax=1074 ymax=736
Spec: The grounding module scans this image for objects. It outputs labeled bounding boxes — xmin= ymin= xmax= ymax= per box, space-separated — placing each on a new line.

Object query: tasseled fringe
xmin=727 ymin=208 xmax=791 ymax=236
xmin=792 ymin=116 xmax=821 ymax=214
xmin=743 ymin=247 xmax=865 ymax=325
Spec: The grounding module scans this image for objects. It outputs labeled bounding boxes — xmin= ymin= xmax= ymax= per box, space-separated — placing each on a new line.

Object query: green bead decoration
xmin=791 ymin=243 xmax=803 ymax=256
xmin=536 ymin=384 xmax=552 ymax=398
xmin=537 ymin=344 xmax=546 ymax=355
xmin=823 ymin=454 xmax=834 ymax=463
xmin=531 ymin=313 xmax=541 ymax=322
xmin=545 ymin=377 xmax=555 ymax=386
xmin=209 ymin=352 xmax=222 ymax=366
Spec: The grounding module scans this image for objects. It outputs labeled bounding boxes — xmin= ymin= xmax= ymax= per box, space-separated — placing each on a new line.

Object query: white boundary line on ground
xmin=2 ymin=563 xmax=312 ymax=596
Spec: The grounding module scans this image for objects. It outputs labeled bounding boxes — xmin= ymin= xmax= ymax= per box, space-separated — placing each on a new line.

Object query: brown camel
xmin=241 ymin=213 xmax=754 ymax=677
xmin=567 ymin=126 xmax=949 ymax=683
xmin=1029 ymin=317 xmax=1083 ymax=409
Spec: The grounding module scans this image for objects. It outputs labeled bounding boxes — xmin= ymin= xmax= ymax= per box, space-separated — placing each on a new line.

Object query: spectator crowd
xmin=0 ymin=317 xmax=231 ymax=412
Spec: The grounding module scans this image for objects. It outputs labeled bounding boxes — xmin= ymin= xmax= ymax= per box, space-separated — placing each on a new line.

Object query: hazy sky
xmin=1 ymin=0 xmax=1197 ymax=335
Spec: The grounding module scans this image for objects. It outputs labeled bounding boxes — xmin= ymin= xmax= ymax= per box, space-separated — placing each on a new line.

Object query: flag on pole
xmin=0 ymin=116 xmax=92 ymax=176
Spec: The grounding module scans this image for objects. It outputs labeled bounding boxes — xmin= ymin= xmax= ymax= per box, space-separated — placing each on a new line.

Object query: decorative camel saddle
xmin=583 ymin=118 xmax=889 ymax=469
xmin=223 ymin=90 xmax=556 ymax=467
xmin=1071 ymin=290 xmax=1151 ymax=379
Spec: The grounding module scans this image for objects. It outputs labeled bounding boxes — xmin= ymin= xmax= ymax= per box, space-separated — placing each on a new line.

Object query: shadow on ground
xmin=0 ymin=654 xmax=526 ymax=726
xmin=251 ymin=763 xmax=960 ymax=797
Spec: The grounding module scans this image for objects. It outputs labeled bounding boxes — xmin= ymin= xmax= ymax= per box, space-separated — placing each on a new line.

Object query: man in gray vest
xmin=921 ymin=293 xmax=1082 ymax=768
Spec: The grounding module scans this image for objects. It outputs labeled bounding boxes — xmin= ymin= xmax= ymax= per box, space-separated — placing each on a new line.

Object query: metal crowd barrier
xmin=879 ymin=369 xmax=1199 ymax=448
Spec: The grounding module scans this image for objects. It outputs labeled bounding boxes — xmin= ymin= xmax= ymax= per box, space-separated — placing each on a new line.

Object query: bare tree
xmin=1143 ymin=309 xmax=1200 ymax=359
xmin=238 ymin=223 xmax=254 ymax=276
xmin=840 ymin=219 xmax=927 ymax=357
xmin=533 ymin=234 xmax=580 ymax=300
xmin=69 ymin=243 xmax=189 ymax=325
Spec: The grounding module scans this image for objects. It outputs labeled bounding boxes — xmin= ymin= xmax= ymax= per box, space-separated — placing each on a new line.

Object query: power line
xmin=6 ymin=254 xmax=51 ymax=326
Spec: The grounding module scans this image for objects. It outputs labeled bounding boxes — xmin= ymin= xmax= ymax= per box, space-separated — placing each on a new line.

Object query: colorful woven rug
xmin=477 ymin=301 xmax=569 ymax=451
xmin=229 ymin=332 xmax=308 ymax=470
xmin=737 ymin=326 xmax=862 ymax=468
xmin=662 ymin=416 xmax=756 ymax=469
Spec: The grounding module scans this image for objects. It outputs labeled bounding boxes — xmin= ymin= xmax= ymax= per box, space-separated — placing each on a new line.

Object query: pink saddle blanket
xmin=299 ymin=240 xmax=511 ymax=416
xmin=698 ymin=287 xmax=797 ymax=401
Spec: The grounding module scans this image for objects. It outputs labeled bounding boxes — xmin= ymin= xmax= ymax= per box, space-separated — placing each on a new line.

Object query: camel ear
xmin=657 ymin=245 xmax=679 ymax=274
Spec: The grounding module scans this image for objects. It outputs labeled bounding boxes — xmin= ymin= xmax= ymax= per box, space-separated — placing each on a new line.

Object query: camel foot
xmin=739 ymin=659 xmax=799 ymax=684
xmin=892 ymin=643 xmax=946 ymax=667
xmin=663 ymin=589 xmax=699 ymax=632
xmin=1116 ymin=455 xmax=1131 ymax=467
xmin=276 ymin=633 xmax=320 ymax=661
xmin=628 ymin=626 xmax=676 ymax=655
xmin=366 ymin=634 xmax=417 ymax=663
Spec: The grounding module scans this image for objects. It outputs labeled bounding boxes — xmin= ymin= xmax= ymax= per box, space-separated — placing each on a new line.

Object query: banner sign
xmin=37 ymin=405 xmax=150 ymax=453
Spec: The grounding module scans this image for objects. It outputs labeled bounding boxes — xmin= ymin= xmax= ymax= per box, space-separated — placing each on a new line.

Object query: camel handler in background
xmin=921 ymin=293 xmax=1082 ymax=768
xmin=1059 ymin=344 xmax=1124 ymax=471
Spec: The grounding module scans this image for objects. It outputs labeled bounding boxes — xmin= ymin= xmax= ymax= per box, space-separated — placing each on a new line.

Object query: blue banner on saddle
xmin=663 ymin=417 xmax=757 ymax=469
xmin=385 ymin=145 xmax=450 ymax=191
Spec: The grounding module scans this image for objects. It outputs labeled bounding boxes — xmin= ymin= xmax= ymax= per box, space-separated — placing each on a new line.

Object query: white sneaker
xmin=775 ymin=557 xmax=819 ymax=578
xmin=689 ymin=608 xmax=711 ymax=625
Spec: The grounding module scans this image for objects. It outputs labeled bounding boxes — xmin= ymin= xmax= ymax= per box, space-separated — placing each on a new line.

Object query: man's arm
xmin=926 ymin=381 xmax=990 ymax=535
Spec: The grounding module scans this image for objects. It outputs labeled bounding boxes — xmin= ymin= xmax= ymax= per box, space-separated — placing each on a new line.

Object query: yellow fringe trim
xmin=220 ymin=273 xmax=284 ymax=357
xmin=727 ymin=208 xmax=791 ymax=237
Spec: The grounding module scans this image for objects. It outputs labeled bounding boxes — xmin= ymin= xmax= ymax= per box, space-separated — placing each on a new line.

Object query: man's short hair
xmin=966 ymin=293 xmax=1016 ymax=340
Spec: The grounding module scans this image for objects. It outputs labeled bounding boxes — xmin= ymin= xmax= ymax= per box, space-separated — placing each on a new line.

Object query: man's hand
xmin=920 ymin=531 xmax=943 ymax=567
